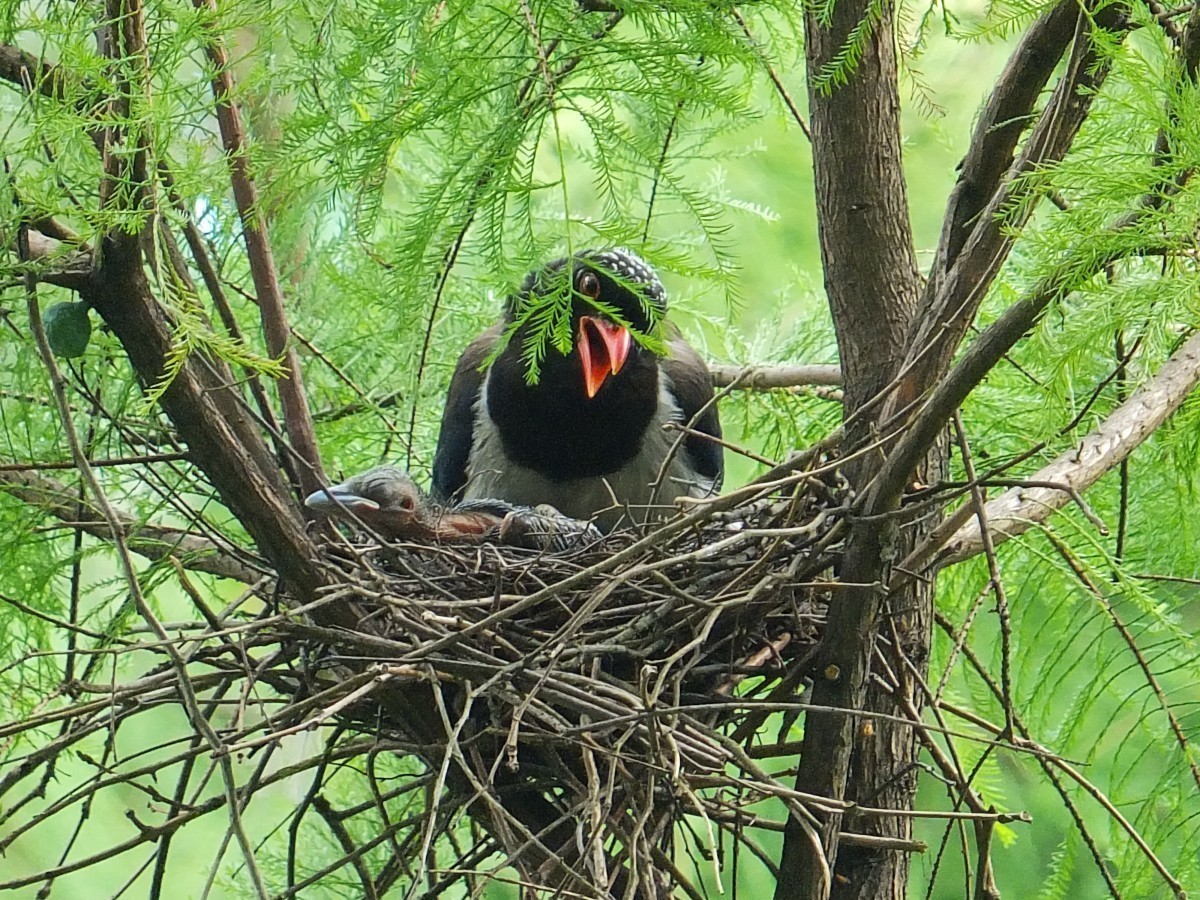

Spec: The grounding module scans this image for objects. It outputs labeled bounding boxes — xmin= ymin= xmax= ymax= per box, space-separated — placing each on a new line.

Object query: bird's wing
xmin=661 ymin=332 xmax=724 ymax=491
xmin=431 ymin=323 xmax=502 ymax=502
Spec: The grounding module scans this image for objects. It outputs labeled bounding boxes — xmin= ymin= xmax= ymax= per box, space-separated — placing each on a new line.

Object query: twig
xmin=0 ymin=467 xmax=265 ymax=583
xmin=731 ymin=8 xmax=811 ymax=140
xmin=932 ymin=0 xmax=1086 ymax=273
xmin=24 ymin=224 xmax=270 ymax=898
xmin=935 ymin=615 xmax=1177 ymax=898
xmin=952 ymin=414 xmax=1014 ymax=736
xmin=937 ymin=321 xmax=1200 ymax=568
xmin=1045 ymin=532 xmax=1200 ymax=797
xmin=709 ymin=363 xmax=842 ymax=389
xmin=0 ymin=451 xmax=189 ymax=472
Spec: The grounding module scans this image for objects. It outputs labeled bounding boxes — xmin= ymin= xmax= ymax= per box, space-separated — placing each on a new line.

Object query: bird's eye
xmin=577 ymin=272 xmax=601 ymax=299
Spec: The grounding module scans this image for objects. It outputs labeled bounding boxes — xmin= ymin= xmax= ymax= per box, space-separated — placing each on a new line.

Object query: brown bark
xmin=82 ymin=233 xmax=334 ymax=611
xmin=776 ymin=2 xmax=1136 ymax=894
xmin=800 ymin=5 xmax=919 ymax=418
xmin=195 ymin=0 xmax=325 ymax=498
xmin=775 ymin=1 xmax=926 ymax=898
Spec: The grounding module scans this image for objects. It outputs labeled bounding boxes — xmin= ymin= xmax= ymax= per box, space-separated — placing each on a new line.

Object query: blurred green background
xmin=4 ymin=0 xmax=1200 ymax=896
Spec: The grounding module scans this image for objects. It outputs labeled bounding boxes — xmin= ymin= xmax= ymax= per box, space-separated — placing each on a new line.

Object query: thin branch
xmin=16 ymin=230 xmax=92 ymax=291
xmin=0 ymin=451 xmax=188 ymax=472
xmin=1045 ymin=532 xmax=1200 ymax=796
xmin=24 ymin=222 xmax=269 ymax=897
xmin=0 ymin=467 xmax=266 ymax=583
xmin=192 ymin=0 xmax=324 ymax=497
xmin=869 ymin=189 xmax=1175 ymax=524
xmin=936 ymin=321 xmax=1200 ymax=568
xmin=932 ymin=0 xmax=1085 ymax=272
xmin=4 ymin=29 xmax=336 ymax=613
xmin=157 ymin=160 xmax=291 ymax=477
xmin=951 ymin=414 xmax=1014 ymax=736
xmin=937 ymin=649 xmax=1185 ymax=899
xmin=709 ymin=363 xmax=842 ymax=389
xmin=312 ymin=796 xmax=379 ymax=900
xmin=732 ymin=8 xmax=812 ymax=140
xmin=898 ymin=2 xmax=1127 ymax=415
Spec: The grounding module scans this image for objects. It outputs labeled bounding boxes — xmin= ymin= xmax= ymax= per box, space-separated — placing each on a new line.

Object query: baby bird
xmin=304 ymin=465 xmax=601 ymax=551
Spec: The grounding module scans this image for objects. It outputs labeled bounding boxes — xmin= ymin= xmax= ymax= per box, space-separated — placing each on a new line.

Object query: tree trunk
xmin=775 ymin=1 xmax=936 ymax=898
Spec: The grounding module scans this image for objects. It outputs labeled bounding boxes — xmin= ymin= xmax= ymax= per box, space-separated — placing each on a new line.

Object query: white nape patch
xmin=589 ymin=249 xmax=665 ymax=304
xmin=464 ymin=370 xmax=717 ymax=531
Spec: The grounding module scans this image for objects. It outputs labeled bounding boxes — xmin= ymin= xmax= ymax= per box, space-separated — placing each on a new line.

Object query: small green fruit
xmin=43 ymin=301 xmax=92 ymax=359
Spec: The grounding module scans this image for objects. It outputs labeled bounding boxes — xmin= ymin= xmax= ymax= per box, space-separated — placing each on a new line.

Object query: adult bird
xmin=431 ymin=248 xmax=723 ymax=530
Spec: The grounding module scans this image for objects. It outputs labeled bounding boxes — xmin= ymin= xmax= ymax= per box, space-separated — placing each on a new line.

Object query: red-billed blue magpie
xmin=431 ymin=248 xmax=723 ymax=530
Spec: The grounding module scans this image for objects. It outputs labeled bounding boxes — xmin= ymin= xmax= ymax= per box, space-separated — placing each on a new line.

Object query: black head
xmin=506 ymin=248 xmax=666 ymax=396
xmin=509 ymin=247 xmax=665 ymax=323
xmin=488 ymin=249 xmax=667 ymax=480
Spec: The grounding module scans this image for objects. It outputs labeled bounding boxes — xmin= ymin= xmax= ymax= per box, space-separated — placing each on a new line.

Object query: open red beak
xmin=577 ymin=315 xmax=632 ymax=398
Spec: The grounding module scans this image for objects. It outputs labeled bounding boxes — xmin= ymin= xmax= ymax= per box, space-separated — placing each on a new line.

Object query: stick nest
xmin=300 ymin=459 xmax=852 ymax=892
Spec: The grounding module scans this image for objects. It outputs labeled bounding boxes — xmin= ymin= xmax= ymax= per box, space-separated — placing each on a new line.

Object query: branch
xmin=868 ymin=184 xmax=1179 ymax=524
xmin=897 ymin=2 xmax=1128 ymax=420
xmin=0 ymin=14 xmax=319 ymax=600
xmin=0 ymin=44 xmax=69 ymax=102
xmin=935 ymin=325 xmax=1200 ymax=568
xmin=16 ymin=230 xmax=92 ymax=291
xmin=933 ymin=0 xmax=1083 ymax=271
xmin=157 ymin=160 xmax=296 ymax=483
xmin=1046 ymin=533 xmax=1200 ymax=796
xmin=0 ymin=22 xmax=326 ymax=601
xmin=0 ymin=34 xmax=342 ymax=613
xmin=732 ymin=9 xmax=811 ymax=141
xmin=0 ymin=44 xmax=109 ymax=158
xmin=709 ymin=364 xmax=841 ymax=389
xmin=25 ymin=212 xmax=271 ymax=898
xmin=0 ymin=467 xmax=265 ymax=583
xmin=98 ymin=0 xmax=152 ymax=211
xmin=193 ymin=0 xmax=324 ymax=497
xmin=73 ymin=215 xmax=334 ymax=612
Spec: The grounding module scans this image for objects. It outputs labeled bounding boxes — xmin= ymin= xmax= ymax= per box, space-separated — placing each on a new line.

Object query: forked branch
xmin=935 ymin=323 xmax=1200 ymax=567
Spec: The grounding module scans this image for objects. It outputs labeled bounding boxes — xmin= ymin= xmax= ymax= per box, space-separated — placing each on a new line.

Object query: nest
xmin=299 ymin=458 xmax=852 ymax=894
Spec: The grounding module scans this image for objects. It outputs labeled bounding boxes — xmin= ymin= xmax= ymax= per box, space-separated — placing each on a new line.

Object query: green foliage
xmin=810 ymin=0 xmax=888 ymax=93
xmin=1 ymin=0 xmax=1200 ymax=896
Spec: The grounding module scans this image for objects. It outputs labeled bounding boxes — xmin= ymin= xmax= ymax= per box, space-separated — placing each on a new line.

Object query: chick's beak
xmin=577 ymin=316 xmax=632 ymax=398
xmin=304 ymin=485 xmax=381 ymax=515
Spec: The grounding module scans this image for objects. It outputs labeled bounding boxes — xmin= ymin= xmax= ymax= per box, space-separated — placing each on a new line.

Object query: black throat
xmin=486 ymin=342 xmax=659 ymax=482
